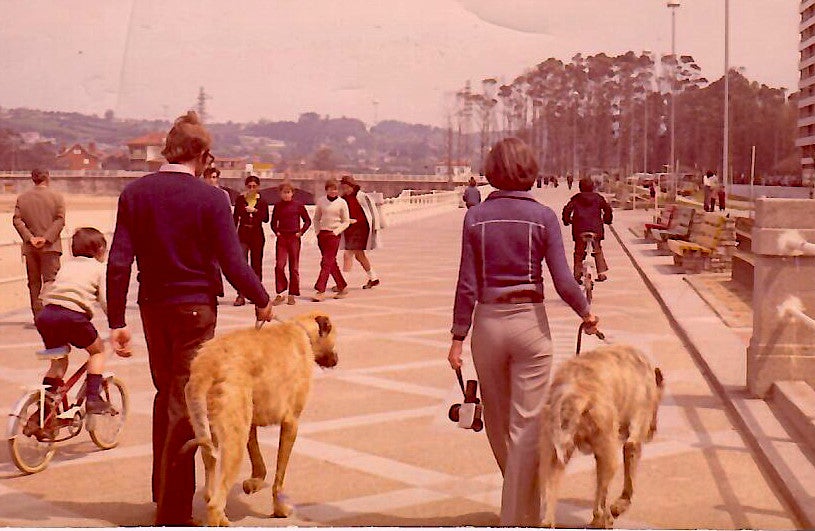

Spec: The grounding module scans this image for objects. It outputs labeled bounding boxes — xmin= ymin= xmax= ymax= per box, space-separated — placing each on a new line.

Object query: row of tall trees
xmin=452 ymin=51 xmax=797 ymax=180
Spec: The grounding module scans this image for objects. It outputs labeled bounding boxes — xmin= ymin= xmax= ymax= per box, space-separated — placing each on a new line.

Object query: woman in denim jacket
xmin=448 ymin=137 xmax=599 ymax=526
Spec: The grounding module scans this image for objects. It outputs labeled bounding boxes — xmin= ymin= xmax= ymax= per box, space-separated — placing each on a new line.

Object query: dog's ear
xmin=315 ymin=315 xmax=332 ymax=337
xmin=654 ymin=367 xmax=664 ymax=388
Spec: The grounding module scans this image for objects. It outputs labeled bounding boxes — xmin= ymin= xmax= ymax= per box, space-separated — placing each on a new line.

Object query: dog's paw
xmin=610 ymin=497 xmax=631 ymax=517
xmin=589 ymin=512 xmax=614 ymax=529
xmin=206 ymin=509 xmax=231 ymax=527
xmin=273 ymin=493 xmax=294 ymax=518
xmin=242 ymin=478 xmax=267 ymax=495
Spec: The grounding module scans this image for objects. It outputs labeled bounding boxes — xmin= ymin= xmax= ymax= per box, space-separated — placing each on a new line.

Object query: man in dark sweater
xmin=107 ymin=111 xmax=273 ymax=526
xmin=561 ymin=177 xmax=614 ymax=282
xmin=271 ymin=181 xmax=311 ymax=305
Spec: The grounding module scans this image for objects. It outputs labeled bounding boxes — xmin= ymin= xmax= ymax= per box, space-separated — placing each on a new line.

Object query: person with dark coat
xmin=463 ymin=177 xmax=481 ymax=208
xmin=561 ymin=177 xmax=613 ymax=282
xmin=232 ymin=174 xmax=270 ymax=306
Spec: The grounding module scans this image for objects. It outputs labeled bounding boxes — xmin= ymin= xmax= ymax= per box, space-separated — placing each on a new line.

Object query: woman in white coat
xmin=339 ymin=174 xmax=383 ymax=289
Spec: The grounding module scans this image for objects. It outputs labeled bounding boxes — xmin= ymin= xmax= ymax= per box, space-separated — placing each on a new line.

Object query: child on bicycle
xmin=34 ymin=227 xmax=130 ymax=414
xmin=561 ymin=177 xmax=613 ymax=283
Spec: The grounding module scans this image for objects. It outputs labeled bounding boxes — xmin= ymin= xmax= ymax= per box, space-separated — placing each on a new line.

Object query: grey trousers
xmin=470 ymin=302 xmax=553 ymax=526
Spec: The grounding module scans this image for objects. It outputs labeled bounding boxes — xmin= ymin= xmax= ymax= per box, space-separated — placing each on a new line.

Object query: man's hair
xmin=161 ymin=111 xmax=211 ymax=163
xmin=203 ymin=167 xmax=221 ymax=179
xmin=245 ymin=174 xmax=260 ymax=186
xmin=71 ymin=227 xmax=107 ymax=258
xmin=706 ymin=170 xmax=714 ymax=177
xmin=278 ymin=181 xmax=294 ymax=193
xmin=31 ymin=169 xmax=49 ymax=184
xmin=579 ymin=177 xmax=595 ymax=192
xmin=483 ymin=137 xmax=538 ymax=191
xmin=325 ymin=177 xmax=339 ymax=191
xmin=468 ymin=177 xmax=477 ymax=186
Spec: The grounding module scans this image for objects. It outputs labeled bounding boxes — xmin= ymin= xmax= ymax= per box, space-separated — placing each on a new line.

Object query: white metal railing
xmin=778 ymin=295 xmax=815 ymax=333
xmin=778 ymin=230 xmax=815 ymax=256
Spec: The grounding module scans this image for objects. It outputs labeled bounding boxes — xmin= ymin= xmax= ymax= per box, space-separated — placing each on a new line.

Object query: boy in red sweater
xmin=271 ymin=181 xmax=312 ymax=305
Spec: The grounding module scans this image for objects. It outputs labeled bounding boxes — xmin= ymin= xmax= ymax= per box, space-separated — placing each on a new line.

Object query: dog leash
xmin=575 ymin=322 xmax=605 ymax=356
xmin=256 ymin=316 xmax=310 ymax=335
xmin=454 ymin=367 xmax=466 ymax=395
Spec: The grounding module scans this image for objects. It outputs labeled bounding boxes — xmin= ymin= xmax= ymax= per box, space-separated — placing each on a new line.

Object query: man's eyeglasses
xmin=202 ymin=150 xmax=215 ymax=167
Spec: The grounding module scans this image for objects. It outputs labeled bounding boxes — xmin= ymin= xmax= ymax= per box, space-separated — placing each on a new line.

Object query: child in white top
xmin=35 ymin=227 xmax=131 ymax=414
xmin=311 ymin=178 xmax=351 ymax=300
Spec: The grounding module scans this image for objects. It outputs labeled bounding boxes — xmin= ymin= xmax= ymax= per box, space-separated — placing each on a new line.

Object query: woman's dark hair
xmin=339 ymin=174 xmax=360 ymax=194
xmin=244 ymin=175 xmax=260 ymax=186
xmin=579 ymin=177 xmax=595 ymax=192
xmin=161 ymin=111 xmax=211 ymax=163
xmin=483 ymin=138 xmax=538 ymax=191
xmin=71 ymin=227 xmax=107 ymax=258
xmin=203 ymin=167 xmax=221 ymax=179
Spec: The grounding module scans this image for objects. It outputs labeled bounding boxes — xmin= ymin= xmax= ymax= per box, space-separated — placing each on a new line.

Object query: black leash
xmin=455 ymin=367 xmax=466 ymax=395
xmin=576 ymin=322 xmax=605 ymax=356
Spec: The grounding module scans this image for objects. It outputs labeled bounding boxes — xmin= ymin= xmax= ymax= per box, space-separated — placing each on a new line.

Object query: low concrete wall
xmin=731 ymin=184 xmax=813 ymax=200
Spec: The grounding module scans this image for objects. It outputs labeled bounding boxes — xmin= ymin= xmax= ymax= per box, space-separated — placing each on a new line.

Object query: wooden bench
xmin=643 ymin=205 xmax=677 ymax=240
xmin=667 ymin=212 xmax=737 ymax=273
xmin=652 ymin=207 xmax=696 ymax=252
xmin=731 ymin=217 xmax=755 ymax=289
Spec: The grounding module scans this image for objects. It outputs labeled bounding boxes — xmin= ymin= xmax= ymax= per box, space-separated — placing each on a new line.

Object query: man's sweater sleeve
xmin=12 ymin=198 xmax=32 ymax=243
xmin=209 ymin=194 xmax=270 ymax=307
xmin=43 ymin=193 xmax=65 ymax=244
xmin=107 ymin=194 xmax=135 ymax=329
xmin=300 ymin=204 xmax=312 ymax=233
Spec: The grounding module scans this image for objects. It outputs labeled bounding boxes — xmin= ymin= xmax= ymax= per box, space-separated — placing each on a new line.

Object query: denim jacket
xmin=451 ymin=190 xmax=590 ymax=338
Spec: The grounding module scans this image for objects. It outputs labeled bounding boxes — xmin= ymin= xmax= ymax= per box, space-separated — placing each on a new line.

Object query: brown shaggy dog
xmin=184 ymin=311 xmax=338 ymax=526
xmin=539 ymin=345 xmax=664 ymax=528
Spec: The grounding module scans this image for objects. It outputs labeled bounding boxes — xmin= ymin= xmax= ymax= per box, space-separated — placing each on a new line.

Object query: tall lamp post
xmin=667 ymin=1 xmax=680 ymax=198
xmin=571 ymin=90 xmax=580 ymax=180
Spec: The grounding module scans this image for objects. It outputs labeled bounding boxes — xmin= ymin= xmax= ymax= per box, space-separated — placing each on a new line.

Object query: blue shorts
xmin=35 ymin=304 xmax=99 ymax=350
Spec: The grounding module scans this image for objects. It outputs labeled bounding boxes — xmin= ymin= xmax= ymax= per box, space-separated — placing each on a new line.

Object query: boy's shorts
xmin=35 ymin=304 xmax=99 ymax=350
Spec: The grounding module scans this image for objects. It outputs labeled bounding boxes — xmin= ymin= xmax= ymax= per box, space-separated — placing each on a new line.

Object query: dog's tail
xmin=184 ymin=367 xmax=217 ymax=461
xmin=549 ymin=387 xmax=590 ymax=465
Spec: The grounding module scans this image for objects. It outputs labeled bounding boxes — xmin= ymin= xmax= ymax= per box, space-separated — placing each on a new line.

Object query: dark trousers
xmin=275 ymin=233 xmax=302 ymax=295
xmin=573 ymin=238 xmax=609 ymax=279
xmin=140 ymin=302 xmax=217 ymax=525
xmin=237 ymin=238 xmax=264 ymax=296
xmin=315 ymin=230 xmax=346 ymax=292
xmin=23 ymin=249 xmax=60 ymax=317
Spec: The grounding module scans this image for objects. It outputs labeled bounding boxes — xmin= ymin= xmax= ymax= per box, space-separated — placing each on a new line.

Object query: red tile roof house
xmin=55 ymin=143 xmax=102 ymax=171
xmin=126 ymin=132 xmax=166 ymax=171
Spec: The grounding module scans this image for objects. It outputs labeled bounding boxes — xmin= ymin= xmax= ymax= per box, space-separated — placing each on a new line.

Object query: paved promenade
xmin=0 ymin=185 xmax=802 ymax=528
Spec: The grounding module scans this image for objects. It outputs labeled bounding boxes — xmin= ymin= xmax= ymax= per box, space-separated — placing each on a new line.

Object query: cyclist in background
xmin=562 ymin=177 xmax=613 ymax=283
xmin=34 ymin=227 xmax=131 ymax=414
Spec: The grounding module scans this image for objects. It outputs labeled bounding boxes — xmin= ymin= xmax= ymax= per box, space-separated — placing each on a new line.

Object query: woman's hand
xmin=582 ymin=313 xmax=600 ymax=335
xmin=448 ymin=340 xmax=463 ymax=370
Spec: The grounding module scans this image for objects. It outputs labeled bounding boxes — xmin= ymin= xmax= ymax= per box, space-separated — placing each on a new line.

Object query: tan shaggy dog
xmin=539 ymin=344 xmax=664 ymax=529
xmin=184 ymin=311 xmax=338 ymax=526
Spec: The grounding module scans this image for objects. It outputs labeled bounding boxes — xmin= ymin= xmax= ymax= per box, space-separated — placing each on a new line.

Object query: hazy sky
xmin=0 ymin=0 xmax=800 ymax=127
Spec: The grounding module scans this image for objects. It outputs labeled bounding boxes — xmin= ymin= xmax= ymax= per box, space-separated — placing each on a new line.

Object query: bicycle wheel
xmin=88 ymin=376 xmax=129 ymax=450
xmin=7 ymin=391 xmax=56 ymax=474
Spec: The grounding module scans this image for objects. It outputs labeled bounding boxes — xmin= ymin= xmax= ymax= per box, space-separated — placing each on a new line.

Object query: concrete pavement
xmin=0 ymin=185 xmax=802 ymax=528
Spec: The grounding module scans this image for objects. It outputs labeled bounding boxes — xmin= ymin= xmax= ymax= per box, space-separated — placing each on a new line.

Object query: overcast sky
xmin=0 ymin=0 xmax=800 ymax=127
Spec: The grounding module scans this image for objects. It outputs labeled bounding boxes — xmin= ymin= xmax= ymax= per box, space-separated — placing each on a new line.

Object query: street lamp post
xmin=723 ymin=0 xmax=730 ymax=198
xmin=667 ymin=1 xmax=680 ymax=199
xmin=571 ymin=90 xmax=579 ymax=180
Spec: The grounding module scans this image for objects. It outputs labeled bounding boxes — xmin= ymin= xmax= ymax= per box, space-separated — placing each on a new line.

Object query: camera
xmin=448 ymin=378 xmax=483 ymax=432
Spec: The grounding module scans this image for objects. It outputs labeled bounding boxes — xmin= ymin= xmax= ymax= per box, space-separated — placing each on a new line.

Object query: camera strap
xmin=455 ymin=368 xmax=466 ymax=396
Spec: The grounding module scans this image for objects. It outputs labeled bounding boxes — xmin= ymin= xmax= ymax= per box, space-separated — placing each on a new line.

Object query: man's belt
xmin=484 ymin=290 xmax=544 ymax=304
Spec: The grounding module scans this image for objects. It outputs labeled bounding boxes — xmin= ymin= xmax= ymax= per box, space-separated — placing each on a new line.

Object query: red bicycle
xmin=6 ymin=345 xmax=129 ymax=474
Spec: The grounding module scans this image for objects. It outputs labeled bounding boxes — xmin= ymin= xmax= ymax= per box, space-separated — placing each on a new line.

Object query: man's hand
xmin=255 ymin=301 xmax=274 ymax=322
xmin=448 ymin=340 xmax=464 ymax=370
xmin=582 ymin=314 xmax=600 ymax=335
xmin=30 ymin=236 xmax=46 ymax=248
xmin=110 ymin=327 xmax=132 ymax=357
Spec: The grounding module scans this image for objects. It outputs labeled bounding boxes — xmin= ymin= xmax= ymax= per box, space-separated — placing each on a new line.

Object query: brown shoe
xmin=233 ymin=295 xmax=246 ymax=306
xmin=362 ymin=279 xmax=380 ymax=289
xmin=330 ymin=286 xmax=341 ymax=293
xmin=597 ymin=274 xmax=608 ymax=282
xmin=311 ymin=291 xmax=327 ymax=302
xmin=334 ymin=288 xmax=349 ymax=299
xmin=287 ymin=295 xmax=296 ymax=305
xmin=272 ymin=294 xmax=286 ymax=306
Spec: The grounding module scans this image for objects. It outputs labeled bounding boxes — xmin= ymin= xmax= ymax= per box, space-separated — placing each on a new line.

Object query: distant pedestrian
xmin=312 ymin=178 xmax=351 ymax=301
xmin=717 ymin=184 xmax=726 ymax=211
xmin=232 ymin=175 xmax=269 ymax=306
xmin=567 ymin=174 xmax=574 ymax=190
xmin=463 ymin=177 xmax=482 ymax=208
xmin=271 ymin=181 xmax=311 ymax=305
xmin=203 ymin=166 xmax=231 ymax=206
xmin=649 ymin=181 xmax=656 ymax=209
xmin=703 ymin=170 xmax=719 ymax=212
xmin=562 ymin=177 xmax=613 ymax=282
xmin=13 ymin=168 xmax=66 ymax=320
xmin=340 ymin=174 xmax=382 ymax=289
